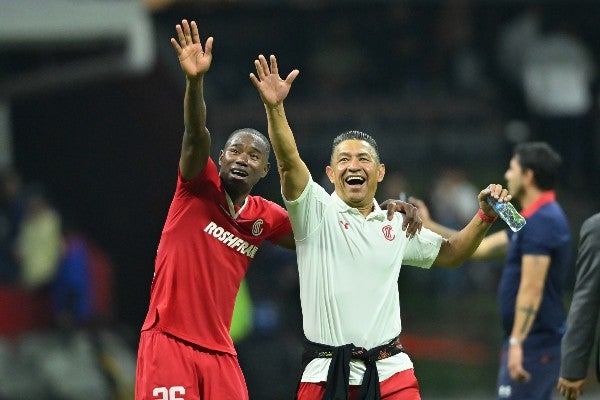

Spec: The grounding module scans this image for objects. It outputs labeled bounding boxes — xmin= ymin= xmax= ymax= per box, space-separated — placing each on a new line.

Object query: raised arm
xmin=250 ymin=55 xmax=308 ymax=201
xmin=433 ymin=184 xmax=511 ymax=268
xmin=170 ymin=19 xmax=213 ymax=180
xmin=409 ymin=195 xmax=509 ymax=260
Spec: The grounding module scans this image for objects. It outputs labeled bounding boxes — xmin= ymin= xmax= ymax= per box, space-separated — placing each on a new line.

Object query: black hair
xmin=513 ymin=142 xmax=562 ymax=190
xmin=226 ymin=128 xmax=271 ymax=159
xmin=331 ymin=130 xmax=380 ymax=162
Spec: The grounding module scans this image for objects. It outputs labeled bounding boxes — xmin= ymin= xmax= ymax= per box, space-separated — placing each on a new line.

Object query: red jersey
xmin=141 ymin=159 xmax=291 ymax=354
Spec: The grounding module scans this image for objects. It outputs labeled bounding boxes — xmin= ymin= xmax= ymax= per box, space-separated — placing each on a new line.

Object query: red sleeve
xmin=265 ymin=200 xmax=292 ymax=244
xmin=176 ymin=159 xmax=219 ymax=197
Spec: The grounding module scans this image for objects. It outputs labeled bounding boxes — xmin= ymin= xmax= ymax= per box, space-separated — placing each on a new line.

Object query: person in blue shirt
xmin=410 ymin=142 xmax=571 ymax=400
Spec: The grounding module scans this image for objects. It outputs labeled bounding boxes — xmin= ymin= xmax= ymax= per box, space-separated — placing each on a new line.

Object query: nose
xmin=348 ymin=157 xmax=361 ymax=170
xmin=235 ymin=153 xmax=249 ymax=165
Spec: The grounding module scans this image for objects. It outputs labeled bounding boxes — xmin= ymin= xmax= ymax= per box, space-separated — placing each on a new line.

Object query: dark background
xmin=3 ymin=0 xmax=600 ymax=398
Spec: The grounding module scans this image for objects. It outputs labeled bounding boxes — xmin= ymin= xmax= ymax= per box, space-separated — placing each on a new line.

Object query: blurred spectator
xmin=522 ymin=25 xmax=596 ymax=119
xmin=521 ymin=21 xmax=597 ymax=189
xmin=428 ymin=166 xmax=481 ymax=295
xmin=430 ymin=166 xmax=479 ymax=228
xmin=496 ymin=6 xmax=543 ymax=90
xmin=15 ymin=186 xmax=62 ymax=290
xmin=52 ymin=215 xmax=116 ymax=329
xmin=0 ymin=167 xmax=28 ymax=285
xmin=52 ymin=220 xmax=93 ymax=328
xmin=377 ymin=171 xmax=410 ymax=202
xmin=495 ymin=6 xmax=544 ymax=123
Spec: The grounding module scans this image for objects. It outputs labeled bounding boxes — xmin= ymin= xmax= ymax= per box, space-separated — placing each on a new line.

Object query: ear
xmin=523 ymin=168 xmax=534 ymax=185
xmin=260 ymin=162 xmax=270 ymax=178
xmin=377 ymin=163 xmax=386 ymax=183
xmin=325 ymin=165 xmax=335 ymax=183
xmin=218 ymin=150 xmax=224 ymax=165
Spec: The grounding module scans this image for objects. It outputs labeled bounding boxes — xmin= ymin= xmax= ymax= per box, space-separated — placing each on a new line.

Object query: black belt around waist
xmin=300 ymin=334 xmax=405 ymax=400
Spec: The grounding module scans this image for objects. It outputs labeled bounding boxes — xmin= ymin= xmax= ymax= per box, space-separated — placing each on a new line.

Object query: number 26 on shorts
xmin=153 ymin=386 xmax=186 ymax=400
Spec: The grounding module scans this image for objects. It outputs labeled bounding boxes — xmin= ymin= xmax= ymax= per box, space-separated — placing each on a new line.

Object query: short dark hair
xmin=513 ymin=142 xmax=562 ymax=190
xmin=226 ymin=128 xmax=271 ymax=158
xmin=331 ymin=130 xmax=380 ymax=162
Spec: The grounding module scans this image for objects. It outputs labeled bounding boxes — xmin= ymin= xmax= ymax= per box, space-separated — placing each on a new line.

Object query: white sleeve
xmin=282 ymin=176 xmax=330 ymax=242
xmin=401 ymin=226 xmax=444 ymax=269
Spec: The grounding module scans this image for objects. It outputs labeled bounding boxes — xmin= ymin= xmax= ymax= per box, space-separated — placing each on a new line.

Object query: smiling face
xmin=326 ymin=139 xmax=385 ymax=212
xmin=218 ymin=130 xmax=270 ymax=203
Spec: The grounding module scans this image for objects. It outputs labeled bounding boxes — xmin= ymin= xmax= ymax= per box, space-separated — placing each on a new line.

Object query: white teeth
xmin=231 ymin=169 xmax=248 ymax=177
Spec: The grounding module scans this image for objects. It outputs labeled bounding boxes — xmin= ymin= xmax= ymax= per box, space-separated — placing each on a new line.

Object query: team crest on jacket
xmin=382 ymin=225 xmax=395 ymax=241
xmin=252 ymin=219 xmax=264 ymax=236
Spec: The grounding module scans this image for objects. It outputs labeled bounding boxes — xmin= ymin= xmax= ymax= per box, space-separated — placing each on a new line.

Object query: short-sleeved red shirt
xmin=141 ymin=159 xmax=291 ymax=354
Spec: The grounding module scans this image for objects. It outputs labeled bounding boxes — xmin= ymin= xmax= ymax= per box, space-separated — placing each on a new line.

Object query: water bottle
xmin=486 ymin=195 xmax=526 ymax=232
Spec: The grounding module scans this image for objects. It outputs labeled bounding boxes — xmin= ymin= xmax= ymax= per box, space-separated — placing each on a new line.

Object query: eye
xmin=250 ymin=153 xmax=260 ymax=161
xmin=229 ymin=148 xmax=239 ymax=155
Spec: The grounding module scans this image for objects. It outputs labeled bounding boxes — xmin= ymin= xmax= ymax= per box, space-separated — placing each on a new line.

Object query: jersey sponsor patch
xmin=204 ymin=221 xmax=259 ymax=258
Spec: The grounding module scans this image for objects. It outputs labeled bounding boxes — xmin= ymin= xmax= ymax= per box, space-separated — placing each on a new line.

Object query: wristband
xmin=509 ymin=336 xmax=522 ymax=346
xmin=477 ymin=208 xmax=498 ymax=223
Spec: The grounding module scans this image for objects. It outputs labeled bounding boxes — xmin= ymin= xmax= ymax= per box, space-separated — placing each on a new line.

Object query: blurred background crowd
xmin=1 ymin=0 xmax=599 ymax=399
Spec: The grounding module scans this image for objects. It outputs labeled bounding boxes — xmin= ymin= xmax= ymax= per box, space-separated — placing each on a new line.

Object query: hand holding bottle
xmin=486 ymin=186 xmax=526 ymax=232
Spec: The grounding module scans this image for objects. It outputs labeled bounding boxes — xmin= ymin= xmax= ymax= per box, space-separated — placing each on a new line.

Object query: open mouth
xmin=231 ymin=168 xmax=248 ymax=178
xmin=345 ymin=176 xmax=365 ymax=186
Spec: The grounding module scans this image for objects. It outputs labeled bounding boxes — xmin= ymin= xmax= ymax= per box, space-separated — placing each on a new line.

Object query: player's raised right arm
xmin=170 ymin=19 xmax=213 ymax=180
xmin=250 ymin=54 xmax=308 ymax=201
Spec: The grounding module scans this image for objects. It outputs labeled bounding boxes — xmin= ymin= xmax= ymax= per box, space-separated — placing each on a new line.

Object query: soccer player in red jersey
xmin=134 ymin=19 xmax=295 ymax=400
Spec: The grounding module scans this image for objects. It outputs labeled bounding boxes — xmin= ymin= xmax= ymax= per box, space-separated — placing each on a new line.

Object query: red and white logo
xmin=382 ymin=225 xmax=395 ymax=241
xmin=340 ymin=220 xmax=350 ymax=230
xmin=252 ymin=219 xmax=264 ymax=236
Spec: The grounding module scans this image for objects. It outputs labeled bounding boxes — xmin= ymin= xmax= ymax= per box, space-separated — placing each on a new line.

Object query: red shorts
xmin=297 ymin=368 xmax=421 ymax=400
xmin=135 ymin=330 xmax=248 ymax=400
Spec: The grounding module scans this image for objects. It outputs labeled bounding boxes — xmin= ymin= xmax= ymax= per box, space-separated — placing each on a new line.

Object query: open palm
xmin=250 ymin=54 xmax=299 ymax=107
xmin=170 ymin=20 xmax=213 ymax=78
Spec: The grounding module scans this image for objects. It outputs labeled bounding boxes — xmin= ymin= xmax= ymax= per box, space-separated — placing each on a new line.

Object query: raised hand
xmin=170 ymin=20 xmax=213 ymax=79
xmin=250 ymin=54 xmax=299 ymax=108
